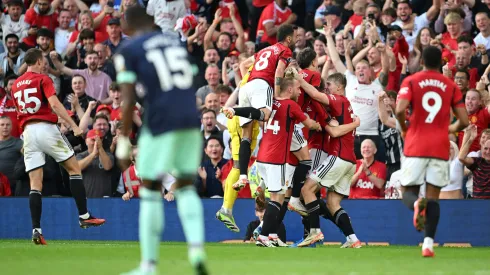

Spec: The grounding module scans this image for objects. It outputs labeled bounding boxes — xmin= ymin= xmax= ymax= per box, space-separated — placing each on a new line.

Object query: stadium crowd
xmin=0 ymin=0 xmax=489 ymax=201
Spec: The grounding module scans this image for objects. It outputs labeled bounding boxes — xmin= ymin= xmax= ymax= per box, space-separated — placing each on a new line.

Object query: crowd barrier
xmin=1 ymin=198 xmax=489 ymax=246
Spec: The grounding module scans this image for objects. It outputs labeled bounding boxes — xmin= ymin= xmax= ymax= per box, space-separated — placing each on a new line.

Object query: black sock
xmin=69 ymin=175 xmax=88 ymax=216
xmin=277 ymin=197 xmax=290 ymax=226
xmin=305 ymin=199 xmax=320 ymax=229
xmin=238 ymin=139 xmax=251 ymax=176
xmin=334 ymin=208 xmax=355 ymax=237
xmin=292 ymin=160 xmax=311 ymax=198
xmin=425 ymin=200 xmax=440 ymax=239
xmin=261 ymin=201 xmax=281 ymax=236
xmin=319 ymin=202 xmax=334 ymax=222
xmin=402 ymin=191 xmax=418 ymax=211
xmin=301 ymin=216 xmax=310 ymax=239
xmin=233 ymin=107 xmax=265 ymax=121
xmin=29 ymin=190 xmax=42 ymax=229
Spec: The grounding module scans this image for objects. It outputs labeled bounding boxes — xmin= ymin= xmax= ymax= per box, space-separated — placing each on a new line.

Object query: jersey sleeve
xmin=41 ymin=76 xmax=56 ymax=98
xmin=279 ymin=48 xmax=292 ymax=65
xmin=397 ymin=76 xmax=413 ymax=102
xmin=451 ymin=84 xmax=465 ymax=108
xmin=310 ymin=71 xmax=321 ymax=88
xmin=260 ymin=5 xmax=275 ymax=26
xmin=290 ymin=102 xmax=307 ymax=122
xmin=310 ymin=100 xmax=328 ymax=128
xmin=24 ymin=9 xmax=35 ymax=25
xmin=113 ymin=45 xmax=138 ymax=84
xmin=326 ymin=94 xmax=340 ymax=114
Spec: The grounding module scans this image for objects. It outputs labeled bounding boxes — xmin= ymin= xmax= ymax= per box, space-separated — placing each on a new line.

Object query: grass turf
xmin=1 ymin=240 xmax=489 ymax=275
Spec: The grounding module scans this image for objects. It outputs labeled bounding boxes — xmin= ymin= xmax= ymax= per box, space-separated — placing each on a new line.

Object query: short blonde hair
xmin=444 ymin=12 xmax=462 ymax=25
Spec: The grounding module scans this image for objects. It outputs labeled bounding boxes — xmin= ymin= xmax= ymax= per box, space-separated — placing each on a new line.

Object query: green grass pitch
xmin=1 ymin=240 xmax=490 ymax=275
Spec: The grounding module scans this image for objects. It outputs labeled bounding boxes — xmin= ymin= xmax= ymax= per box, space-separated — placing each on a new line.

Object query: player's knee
xmin=301 ymin=179 xmax=317 ymax=195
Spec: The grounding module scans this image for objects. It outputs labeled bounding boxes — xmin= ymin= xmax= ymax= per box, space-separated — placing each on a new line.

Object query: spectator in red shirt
xmin=257 ymin=0 xmax=296 ymax=46
xmin=21 ymin=0 xmax=58 ymax=50
xmin=444 ymin=50 xmax=479 ymax=88
xmin=68 ymin=10 xmax=108 ymax=51
xmin=350 ymin=139 xmax=387 ymax=199
xmin=0 ymin=76 xmax=20 ymax=138
xmin=441 ymin=12 xmax=465 ymax=65
xmin=458 ymin=89 xmax=490 ymax=152
xmin=93 ymin=0 xmax=121 ymax=38
xmin=0 ymin=172 xmax=11 ymax=196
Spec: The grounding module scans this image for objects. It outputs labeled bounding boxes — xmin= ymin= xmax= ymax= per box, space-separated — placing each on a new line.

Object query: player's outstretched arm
xmin=449 ymin=106 xmax=469 ymax=133
xmin=295 ymin=73 xmax=330 ymax=105
xmin=302 ymin=118 xmax=321 ymax=131
xmin=458 ymin=125 xmax=476 ymax=166
xmin=47 ymin=95 xmax=82 ymax=136
xmin=325 ymin=116 xmax=361 ymax=138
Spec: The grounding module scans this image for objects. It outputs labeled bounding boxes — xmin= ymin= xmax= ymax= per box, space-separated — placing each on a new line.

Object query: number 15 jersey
xmin=114 ymin=31 xmax=199 ymax=136
xmin=398 ymin=70 xmax=464 ymax=161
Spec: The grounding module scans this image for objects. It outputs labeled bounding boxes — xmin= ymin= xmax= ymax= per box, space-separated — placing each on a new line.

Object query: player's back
xmin=298 ymin=69 xmax=321 ymax=111
xmin=399 ymin=70 xmax=463 ymax=160
xmin=257 ymin=99 xmax=305 ymax=165
xmin=248 ymin=43 xmax=292 ymax=87
xmin=11 ymin=71 xmax=58 ymax=129
xmin=115 ymin=31 xmax=199 ymax=136
xmin=327 ymin=94 xmax=356 ymax=163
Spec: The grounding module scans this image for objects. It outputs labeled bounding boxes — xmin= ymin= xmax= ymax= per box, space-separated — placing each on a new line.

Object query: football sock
xmin=138 ymin=188 xmax=163 ymax=266
xmin=261 ymin=200 xmax=281 ymax=236
xmin=175 ymin=186 xmax=206 ymax=266
xmin=69 ymin=175 xmax=88 ymax=216
xmin=277 ymin=197 xmax=290 ymax=226
xmin=305 ymin=199 xmax=320 ymax=230
xmin=301 ymin=216 xmax=310 ymax=239
xmin=292 ymin=160 xmax=311 ymax=198
xmin=402 ymin=191 xmax=418 ymax=211
xmin=318 ymin=200 xmax=333 ymax=221
xmin=223 ymin=167 xmax=240 ymax=211
xmin=424 ymin=200 xmax=440 ymax=239
xmin=334 ymin=208 xmax=356 ymax=238
xmin=29 ymin=190 xmax=42 ymax=230
xmin=233 ymin=107 xmax=265 ymax=121
xmin=423 ymin=237 xmax=434 ymax=250
xmin=238 ymin=139 xmax=251 ymax=176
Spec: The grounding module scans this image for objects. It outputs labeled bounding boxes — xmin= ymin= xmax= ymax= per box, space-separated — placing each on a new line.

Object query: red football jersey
xmin=398 ymin=70 xmax=464 ymax=160
xmin=248 ymin=43 xmax=292 ymax=88
xmin=257 ymin=2 xmax=292 ymax=45
xmin=23 ymin=9 xmax=59 ymax=47
xmin=306 ymin=100 xmax=330 ymax=152
xmin=11 ymin=72 xmax=58 ymax=129
xmin=257 ymin=99 xmax=307 ymax=165
xmin=458 ymin=107 xmax=490 ymax=152
xmin=349 ymin=160 xmax=387 ymax=199
xmin=326 ymin=94 xmax=356 ymax=163
xmin=298 ymin=69 xmax=321 ymax=111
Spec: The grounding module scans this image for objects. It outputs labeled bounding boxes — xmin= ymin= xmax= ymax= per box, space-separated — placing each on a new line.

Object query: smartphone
xmin=367 ymin=13 xmax=375 ymax=20
xmin=107 ymin=2 xmax=114 ymax=7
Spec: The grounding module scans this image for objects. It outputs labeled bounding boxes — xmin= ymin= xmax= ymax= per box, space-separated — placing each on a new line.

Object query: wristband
xmin=115 ymin=136 xmax=131 ymax=160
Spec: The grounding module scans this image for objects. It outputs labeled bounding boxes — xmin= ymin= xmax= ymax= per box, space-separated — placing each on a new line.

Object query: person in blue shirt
xmin=113 ymin=6 xmax=207 ymax=275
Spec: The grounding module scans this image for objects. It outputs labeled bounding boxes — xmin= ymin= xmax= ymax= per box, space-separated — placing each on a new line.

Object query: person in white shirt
xmin=390 ymin=0 xmax=440 ymax=51
xmin=325 ymin=24 xmax=388 ymax=162
xmin=0 ymin=0 xmax=29 ymax=49
xmin=54 ymin=10 xmax=73 ymax=54
xmin=474 ymin=12 xmax=490 ymax=50
xmin=146 ymin=0 xmax=187 ymax=32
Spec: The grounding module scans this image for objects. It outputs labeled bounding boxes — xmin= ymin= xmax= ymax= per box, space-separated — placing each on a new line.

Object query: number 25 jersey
xmin=398 ymin=70 xmax=464 ymax=161
xmin=257 ymin=99 xmax=306 ymax=165
xmin=248 ymin=43 xmax=292 ymax=88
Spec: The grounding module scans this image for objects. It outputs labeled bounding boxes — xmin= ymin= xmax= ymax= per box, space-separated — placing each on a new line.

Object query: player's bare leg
xmin=297 ymin=179 xmax=325 ymax=247
xmin=420 ymin=184 xmax=442 ymax=258
xmin=256 ymin=192 xmax=287 ymax=247
xmin=289 ymin=147 xmax=311 ymax=216
xmin=325 ymin=191 xmax=361 ymax=248
xmin=29 ymin=167 xmax=46 ymax=245
xmin=61 ymin=156 xmax=105 ymax=228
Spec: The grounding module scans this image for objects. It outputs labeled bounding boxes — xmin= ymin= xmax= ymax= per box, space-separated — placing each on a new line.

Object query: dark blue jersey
xmin=114 ymin=30 xmax=199 ymax=135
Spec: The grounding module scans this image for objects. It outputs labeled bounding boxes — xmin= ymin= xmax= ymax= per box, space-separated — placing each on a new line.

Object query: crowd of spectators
xmin=0 ymin=0 xmax=489 ymax=200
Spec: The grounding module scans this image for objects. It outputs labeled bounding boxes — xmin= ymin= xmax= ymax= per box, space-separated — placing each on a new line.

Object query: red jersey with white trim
xmin=248 ymin=43 xmax=292 ymax=88
xmin=398 ymin=70 xmax=464 ymax=160
xmin=11 ymin=72 xmax=58 ymax=129
xmin=327 ymin=94 xmax=356 ymax=163
xmin=298 ymin=69 xmax=321 ymax=111
xmin=349 ymin=160 xmax=387 ymax=199
xmin=257 ymin=99 xmax=307 ymax=165
xmin=257 ymin=2 xmax=292 ymax=45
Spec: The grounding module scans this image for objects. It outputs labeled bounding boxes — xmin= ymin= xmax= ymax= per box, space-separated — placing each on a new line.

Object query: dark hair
xmin=85 ymin=50 xmax=98 ymax=57
xmin=455 ymin=68 xmax=470 ymax=80
xmin=201 ymin=108 xmax=216 ymax=117
xmin=72 ymin=74 xmax=86 ymax=83
xmin=109 ymin=82 xmax=120 ymax=91
xmin=79 ymin=29 xmax=95 ymax=41
xmin=59 ymin=8 xmax=71 ymax=15
xmin=4 ymin=74 xmax=18 ymax=87
xmin=422 ymin=46 xmax=442 ymax=70
xmin=218 ymin=32 xmax=232 ymax=42
xmin=24 ymin=48 xmax=44 ymax=66
xmin=125 ymin=5 xmax=154 ymax=28
xmin=5 ymin=33 xmax=19 ymax=42
xmin=7 ymin=0 xmax=23 ymax=7
xmin=315 ymin=34 xmax=327 ymax=45
xmin=396 ymin=0 xmax=412 ymax=9
xmin=327 ymin=73 xmax=347 ymax=88
xmin=386 ymin=91 xmax=398 ymax=100
xmin=277 ymin=24 xmax=295 ymax=43
xmin=205 ymin=136 xmax=224 ymax=149
xmin=297 ymin=47 xmax=317 ymax=69
xmin=457 ymin=35 xmax=473 ymax=46
xmin=36 ymin=28 xmax=52 ymax=39
xmin=367 ymin=3 xmax=380 ymax=10
xmin=382 ymin=7 xmax=396 ymax=18
xmin=93 ymin=113 xmax=109 ymax=124
xmin=215 ymin=84 xmax=232 ymax=95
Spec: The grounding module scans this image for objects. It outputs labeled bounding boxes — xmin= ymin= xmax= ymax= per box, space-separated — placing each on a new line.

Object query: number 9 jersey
xmin=398 ymin=70 xmax=464 ymax=161
xmin=11 ymin=72 xmax=58 ymax=129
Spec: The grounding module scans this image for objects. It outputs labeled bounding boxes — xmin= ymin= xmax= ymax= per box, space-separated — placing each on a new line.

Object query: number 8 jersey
xmin=11 ymin=72 xmax=58 ymax=129
xmin=398 ymin=70 xmax=464 ymax=161
xmin=248 ymin=43 xmax=292 ymax=88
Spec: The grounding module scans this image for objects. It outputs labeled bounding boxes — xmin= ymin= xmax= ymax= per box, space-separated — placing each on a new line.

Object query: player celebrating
xmin=114 ymin=6 xmax=207 ymax=275
xmin=295 ymin=73 xmax=362 ymax=248
xmin=395 ymin=46 xmax=468 ymax=257
xmin=221 ymin=24 xmax=296 ymax=192
xmin=255 ymin=72 xmax=321 ymax=247
xmin=11 ymin=49 xmax=105 ymax=245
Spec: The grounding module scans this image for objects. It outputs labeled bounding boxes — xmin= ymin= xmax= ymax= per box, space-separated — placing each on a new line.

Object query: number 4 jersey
xmin=11 ymin=72 xmax=58 ymax=129
xmin=398 ymin=70 xmax=464 ymax=160
xmin=257 ymin=99 xmax=307 ymax=165
xmin=114 ymin=31 xmax=200 ymax=136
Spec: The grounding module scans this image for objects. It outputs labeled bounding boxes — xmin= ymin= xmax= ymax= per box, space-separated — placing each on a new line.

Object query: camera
xmin=367 ymin=13 xmax=375 ymax=20
xmin=107 ymin=1 xmax=114 ymax=7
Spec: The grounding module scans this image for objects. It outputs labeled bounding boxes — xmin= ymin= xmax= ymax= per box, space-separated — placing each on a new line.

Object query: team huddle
xmin=9 ymin=4 xmax=468 ymax=275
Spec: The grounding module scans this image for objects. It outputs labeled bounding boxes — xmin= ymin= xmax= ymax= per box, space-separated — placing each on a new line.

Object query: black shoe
xmin=195 ymin=262 xmax=208 ymax=275
xmin=32 ymin=230 xmax=47 ymax=245
xmin=79 ymin=215 xmax=106 ymax=229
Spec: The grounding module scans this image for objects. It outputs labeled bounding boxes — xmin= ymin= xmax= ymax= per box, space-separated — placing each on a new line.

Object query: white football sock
xmin=423 ymin=237 xmax=434 ymax=250
xmin=348 ymin=234 xmax=359 ymax=242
